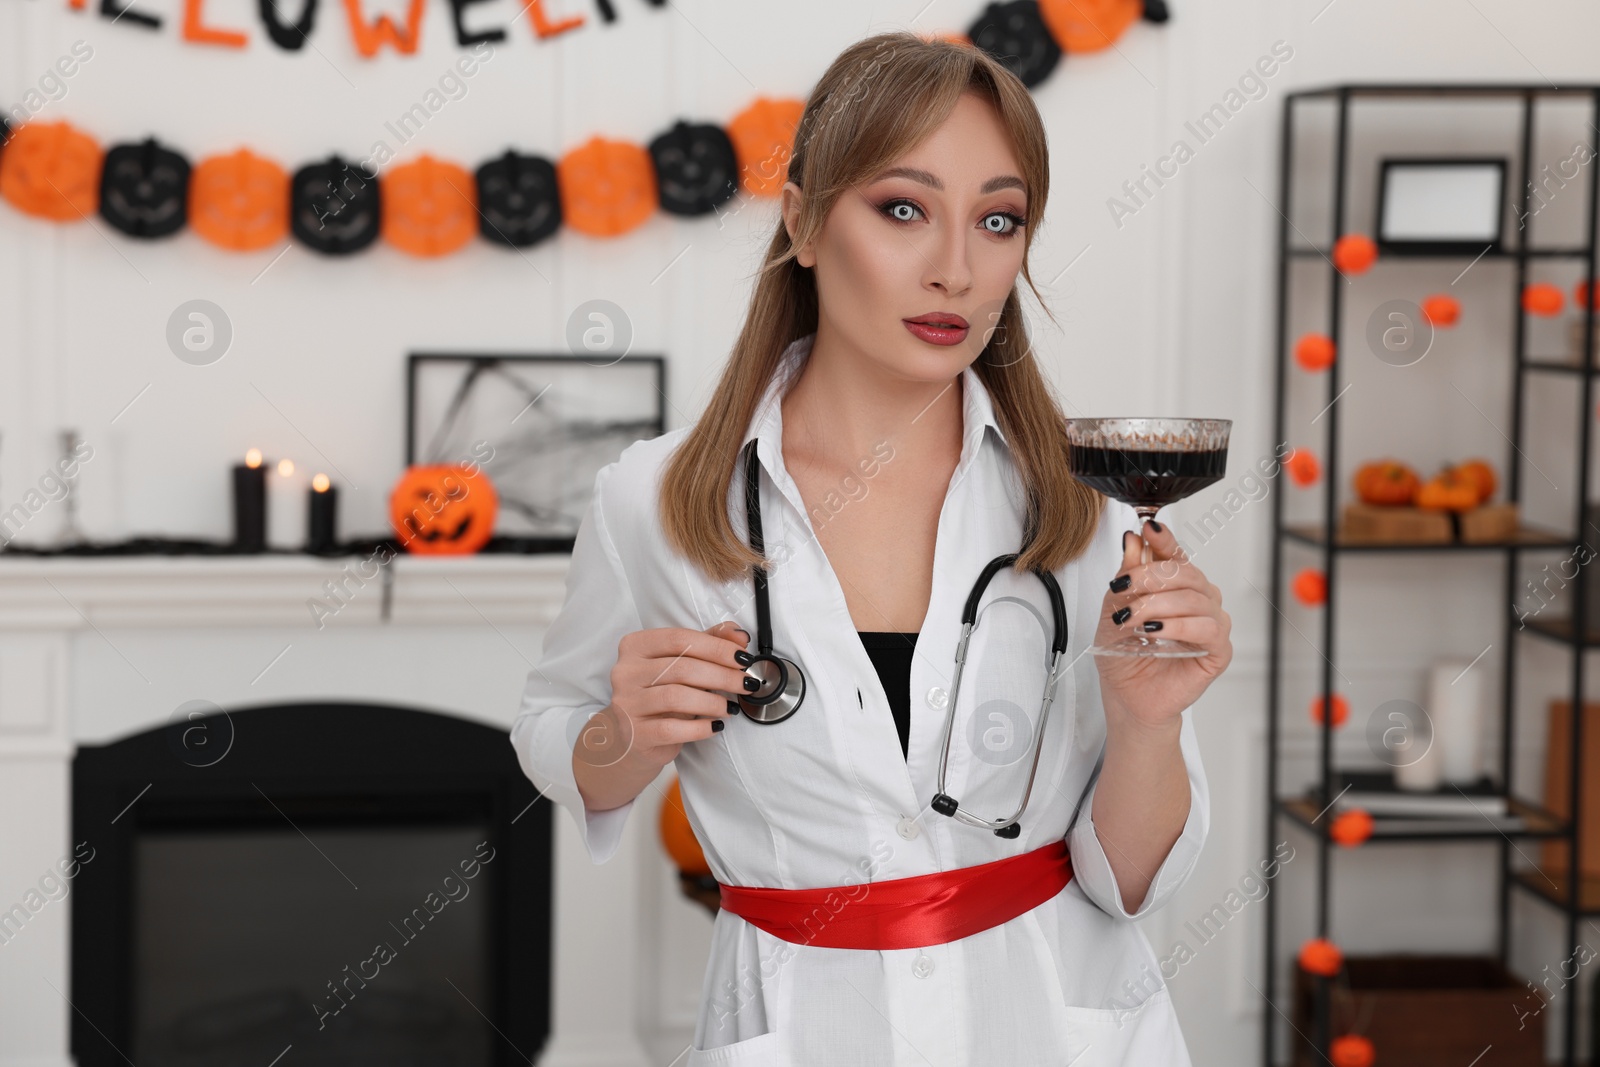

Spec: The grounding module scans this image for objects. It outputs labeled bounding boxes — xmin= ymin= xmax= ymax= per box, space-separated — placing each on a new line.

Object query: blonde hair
xmin=659 ymin=31 xmax=1104 ymax=584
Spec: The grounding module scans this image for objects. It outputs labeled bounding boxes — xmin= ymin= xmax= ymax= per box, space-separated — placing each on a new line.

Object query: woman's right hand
xmin=577 ymin=620 xmax=752 ymax=782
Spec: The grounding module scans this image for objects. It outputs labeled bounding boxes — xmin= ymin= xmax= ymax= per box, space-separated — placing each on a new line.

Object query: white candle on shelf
xmin=1429 ymin=657 xmax=1485 ymax=785
xmin=268 ymin=458 xmax=308 ymax=550
xmin=1392 ymin=699 xmax=1442 ymax=792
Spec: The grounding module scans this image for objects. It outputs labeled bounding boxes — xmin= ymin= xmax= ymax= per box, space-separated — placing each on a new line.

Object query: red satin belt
xmin=716 ymin=839 xmax=1073 ymax=950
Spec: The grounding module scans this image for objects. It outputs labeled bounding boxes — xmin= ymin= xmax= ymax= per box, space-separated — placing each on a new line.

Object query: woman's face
xmin=783 ymin=91 xmax=1030 ymax=381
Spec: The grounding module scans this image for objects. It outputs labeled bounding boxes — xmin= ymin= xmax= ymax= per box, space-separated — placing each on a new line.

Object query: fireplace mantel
xmin=0 ymin=550 xmax=668 ymax=1067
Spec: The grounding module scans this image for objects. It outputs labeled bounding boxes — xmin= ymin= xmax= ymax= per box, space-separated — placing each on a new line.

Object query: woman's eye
xmin=983 ymin=211 xmax=1027 ymax=237
xmin=881 ymin=199 xmax=922 ymax=223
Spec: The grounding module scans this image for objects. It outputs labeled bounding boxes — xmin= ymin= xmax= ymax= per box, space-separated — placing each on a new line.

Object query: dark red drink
xmin=1069 ymin=445 xmax=1228 ymax=509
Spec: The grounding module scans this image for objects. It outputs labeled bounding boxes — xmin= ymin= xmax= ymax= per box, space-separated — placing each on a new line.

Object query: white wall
xmin=6 ymin=0 xmax=1600 ymax=1062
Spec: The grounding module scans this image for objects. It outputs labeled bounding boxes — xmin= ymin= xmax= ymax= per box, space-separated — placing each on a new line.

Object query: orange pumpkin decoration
xmin=726 ymin=97 xmax=804 ymax=198
xmin=0 ymin=121 xmax=103 ymax=221
xmin=1575 ymin=278 xmax=1600 ymax=311
xmin=1298 ymin=937 xmax=1343 ymax=977
xmin=1309 ymin=692 xmax=1348 ymax=728
xmin=557 ymin=136 xmax=658 ymax=238
xmin=1291 ymin=568 xmax=1327 ymax=606
xmin=1420 ymin=293 xmax=1460 ymax=327
xmin=388 ymin=463 xmax=498 ymax=555
xmin=382 ymin=154 xmax=477 ymax=257
xmin=1330 ymin=809 xmax=1373 ymax=847
xmin=1294 ymin=333 xmax=1335 ymax=372
xmin=1451 ymin=458 xmax=1496 ymax=504
xmin=1285 ymin=449 xmax=1320 ymax=488
xmin=1523 ymin=282 xmax=1564 ymax=316
xmin=660 ymin=775 xmax=711 ymax=876
xmin=1330 ymin=1034 xmax=1376 ymax=1067
xmin=189 ymin=148 xmax=288 ymax=251
xmin=1039 ymin=0 xmax=1141 ymax=53
xmin=1415 ymin=468 xmax=1479 ymax=511
xmin=1332 ymin=234 xmax=1377 ymax=275
xmin=1352 ymin=460 xmax=1420 ymax=506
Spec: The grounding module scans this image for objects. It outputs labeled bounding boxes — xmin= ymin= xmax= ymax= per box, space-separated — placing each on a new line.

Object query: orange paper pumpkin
xmin=189 ymin=149 xmax=288 ymax=251
xmin=1285 ymin=449 xmax=1320 ymax=488
xmin=1330 ymin=809 xmax=1373 ymax=847
xmin=1523 ymin=282 xmax=1564 ymax=316
xmin=726 ymin=97 xmax=804 ymax=198
xmin=1309 ymin=692 xmax=1348 ymax=728
xmin=557 ymin=137 xmax=658 ymax=238
xmin=1332 ymin=234 xmax=1377 ymax=274
xmin=1420 ymin=293 xmax=1460 ymax=327
xmin=1039 ymin=0 xmax=1141 ymax=53
xmin=1298 ymin=937 xmax=1343 ymax=977
xmin=1330 ymin=1034 xmax=1376 ymax=1067
xmin=388 ymin=463 xmax=498 ymax=555
xmin=382 ymin=154 xmax=477 ymax=257
xmin=1294 ymin=333 xmax=1335 ymax=372
xmin=660 ymin=776 xmax=711 ymax=876
xmin=1575 ymin=278 xmax=1600 ymax=311
xmin=0 ymin=121 xmax=103 ymax=221
xmin=1291 ymin=568 xmax=1327 ymax=606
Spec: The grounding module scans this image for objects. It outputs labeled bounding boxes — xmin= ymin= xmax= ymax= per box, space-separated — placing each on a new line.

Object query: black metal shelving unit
xmin=1263 ymin=83 xmax=1600 ymax=1067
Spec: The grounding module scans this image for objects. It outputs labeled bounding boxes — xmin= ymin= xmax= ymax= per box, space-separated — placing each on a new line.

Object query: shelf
xmin=1511 ymin=867 xmax=1600 ymax=915
xmin=1278 ymin=794 xmax=1566 ymax=841
xmin=1287 ymin=245 xmax=1593 ymax=260
xmin=1522 ymin=616 xmax=1600 ymax=646
xmin=1524 ymin=358 xmax=1599 ymax=376
xmin=1282 ymin=523 xmax=1569 ymax=552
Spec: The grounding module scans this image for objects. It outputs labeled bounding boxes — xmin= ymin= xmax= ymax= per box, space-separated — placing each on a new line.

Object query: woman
xmin=511 ymin=31 xmax=1231 ymax=1067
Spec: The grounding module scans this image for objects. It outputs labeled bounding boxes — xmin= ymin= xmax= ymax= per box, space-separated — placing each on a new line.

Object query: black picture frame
xmin=405 ymin=353 xmax=667 ymax=548
xmin=1375 ymin=156 xmax=1509 ymax=255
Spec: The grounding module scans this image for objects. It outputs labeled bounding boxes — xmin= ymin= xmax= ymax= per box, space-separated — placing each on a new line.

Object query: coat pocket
xmin=685 ymin=1029 xmax=784 ymax=1067
xmin=1060 ymin=987 xmax=1189 ymax=1067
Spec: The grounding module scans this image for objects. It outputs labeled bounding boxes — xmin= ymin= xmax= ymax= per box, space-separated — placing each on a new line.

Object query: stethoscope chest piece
xmin=738 ymin=653 xmax=806 ymax=724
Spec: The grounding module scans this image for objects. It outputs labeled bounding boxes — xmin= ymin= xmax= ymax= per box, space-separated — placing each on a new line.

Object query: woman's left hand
xmin=1094 ymin=519 xmax=1232 ymax=731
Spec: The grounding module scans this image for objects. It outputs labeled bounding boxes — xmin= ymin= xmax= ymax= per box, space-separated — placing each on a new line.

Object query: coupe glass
xmin=1065 ymin=417 xmax=1232 ymax=658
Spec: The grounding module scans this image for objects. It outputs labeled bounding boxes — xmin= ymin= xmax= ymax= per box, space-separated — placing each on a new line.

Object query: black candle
xmin=308 ymin=474 xmax=338 ymax=554
xmin=232 ymin=449 xmax=266 ymax=552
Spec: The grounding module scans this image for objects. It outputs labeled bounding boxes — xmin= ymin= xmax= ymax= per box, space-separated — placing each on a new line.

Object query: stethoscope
xmin=733 ymin=439 xmax=1074 ymax=838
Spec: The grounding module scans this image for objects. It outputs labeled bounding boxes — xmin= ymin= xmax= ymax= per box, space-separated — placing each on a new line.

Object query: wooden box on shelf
xmin=1337 ymin=502 xmax=1518 ymax=545
xmin=1540 ymin=699 xmax=1600 ymax=891
xmin=1291 ymin=954 xmax=1545 ymax=1067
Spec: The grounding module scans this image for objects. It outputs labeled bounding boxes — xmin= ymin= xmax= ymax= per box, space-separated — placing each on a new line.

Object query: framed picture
xmin=1375 ymin=157 xmax=1508 ymax=255
xmin=406 ymin=353 xmax=666 ymax=546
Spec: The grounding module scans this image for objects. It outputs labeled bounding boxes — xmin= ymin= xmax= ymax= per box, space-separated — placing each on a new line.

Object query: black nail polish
xmin=1147 ymin=519 xmax=1163 ymax=533
xmin=735 ymin=650 xmax=755 ymax=666
xmin=712 ymin=718 xmax=725 ymax=732
xmin=744 ymin=676 xmax=760 ymax=692
xmin=1109 ymin=574 xmax=1132 ymax=593
xmin=1142 ymin=620 xmax=1163 ymax=632
xmin=1112 ymin=606 xmax=1132 ymax=625
xmin=727 ymin=700 xmax=742 ymax=717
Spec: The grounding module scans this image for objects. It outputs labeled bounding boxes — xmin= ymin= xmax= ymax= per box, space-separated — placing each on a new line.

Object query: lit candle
xmin=232 ymin=448 xmax=266 ymax=552
xmin=268 ymin=458 xmax=307 ymax=550
xmin=308 ymin=473 xmax=338 ymax=554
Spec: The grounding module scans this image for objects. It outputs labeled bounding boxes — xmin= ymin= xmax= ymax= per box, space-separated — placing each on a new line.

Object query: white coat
xmin=510 ymin=332 xmax=1210 ymax=1067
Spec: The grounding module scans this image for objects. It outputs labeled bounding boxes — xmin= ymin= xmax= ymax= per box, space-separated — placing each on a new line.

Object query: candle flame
xmin=312 ymin=473 xmax=331 ymax=492
xmin=277 ymin=458 xmax=295 ymax=477
xmin=245 ymin=448 xmax=262 ymax=468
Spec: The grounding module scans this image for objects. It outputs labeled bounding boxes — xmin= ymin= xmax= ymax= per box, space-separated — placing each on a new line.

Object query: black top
xmin=857 ymin=631 xmax=919 ymax=760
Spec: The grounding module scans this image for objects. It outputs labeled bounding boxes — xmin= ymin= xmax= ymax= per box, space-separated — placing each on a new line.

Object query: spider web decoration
xmin=408 ymin=354 xmax=665 ymax=539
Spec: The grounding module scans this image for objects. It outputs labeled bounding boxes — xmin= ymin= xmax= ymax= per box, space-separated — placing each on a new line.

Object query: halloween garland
xmin=0 ymin=0 xmax=1171 ymax=257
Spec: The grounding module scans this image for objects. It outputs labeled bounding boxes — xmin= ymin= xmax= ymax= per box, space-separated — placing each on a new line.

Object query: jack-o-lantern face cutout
xmin=649 ymin=121 xmax=738 ymax=217
xmin=557 ymin=137 xmax=658 ymax=238
xmin=388 ymin=464 xmax=498 ymax=555
xmin=1040 ymin=0 xmax=1141 ymax=53
xmin=190 ymin=149 xmax=290 ymax=252
xmin=291 ymin=155 xmax=381 ymax=255
xmin=475 ymin=150 xmax=561 ymax=249
xmin=381 ymin=154 xmax=477 ymax=257
xmin=0 ymin=121 xmax=103 ymax=221
xmin=99 ymin=138 xmax=191 ymax=238
xmin=726 ymin=98 xmax=804 ymax=198
xmin=967 ymin=1 xmax=1062 ymax=88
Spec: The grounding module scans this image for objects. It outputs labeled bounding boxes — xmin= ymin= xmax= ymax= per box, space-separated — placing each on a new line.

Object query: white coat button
xmin=912 ymin=953 xmax=935 ymax=978
xmin=896 ymin=816 xmax=920 ymax=840
xmin=926 ymin=686 xmax=948 ymax=710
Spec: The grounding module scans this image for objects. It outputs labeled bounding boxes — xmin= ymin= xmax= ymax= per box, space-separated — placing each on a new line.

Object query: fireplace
xmin=69 ymin=701 xmax=552 ymax=1067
